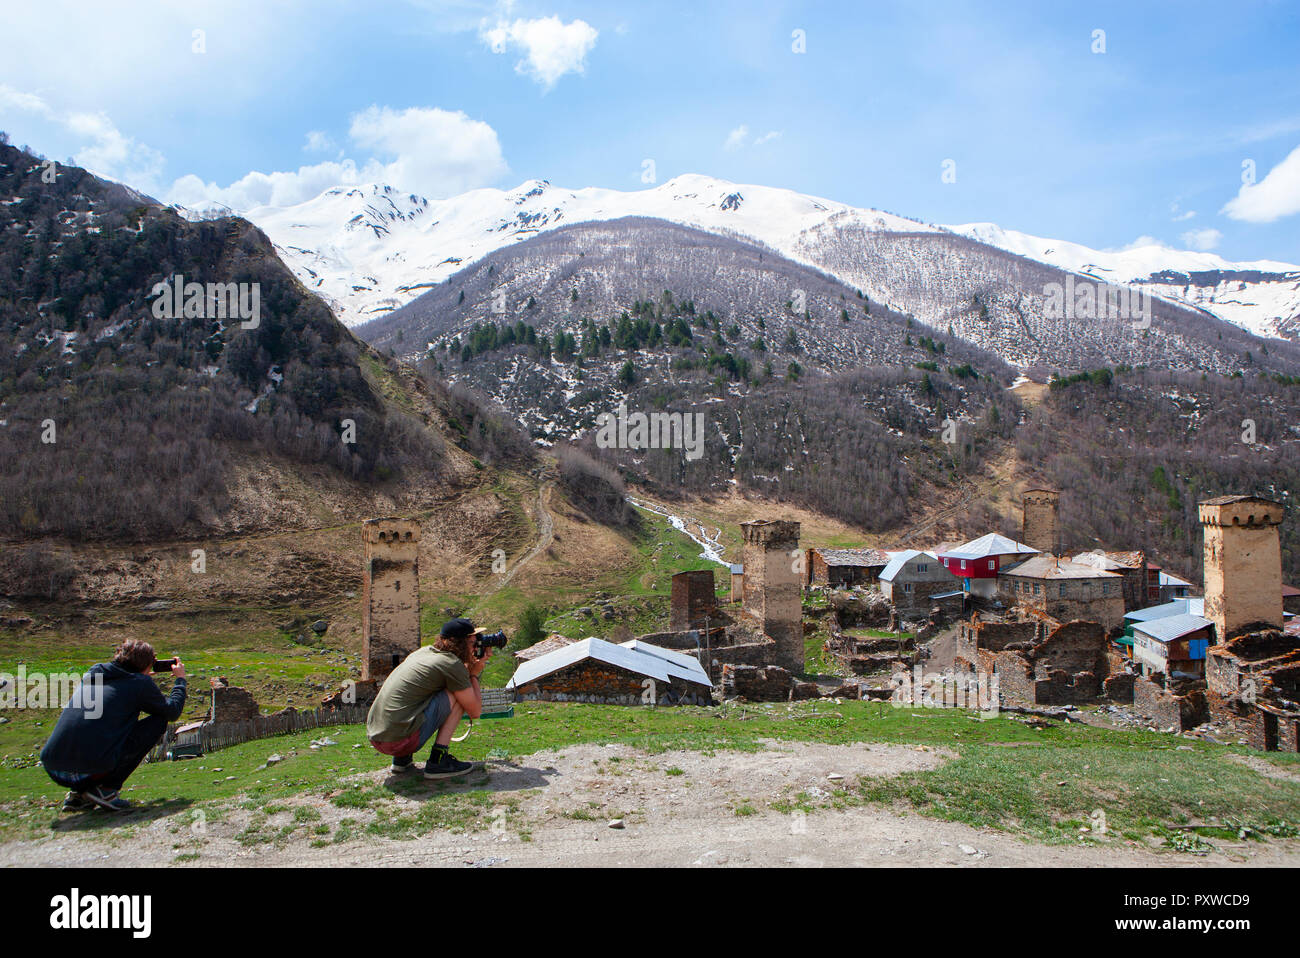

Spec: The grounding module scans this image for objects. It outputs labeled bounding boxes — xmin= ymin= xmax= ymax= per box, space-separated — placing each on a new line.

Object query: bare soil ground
xmin=6 ymin=740 xmax=1294 ymax=868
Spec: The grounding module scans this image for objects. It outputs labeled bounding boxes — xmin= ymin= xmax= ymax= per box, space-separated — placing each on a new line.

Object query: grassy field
xmin=1 ymin=699 xmax=1297 ymax=851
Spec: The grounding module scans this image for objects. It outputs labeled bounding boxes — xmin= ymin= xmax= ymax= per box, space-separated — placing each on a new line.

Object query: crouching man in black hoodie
xmin=40 ymin=640 xmax=187 ymax=813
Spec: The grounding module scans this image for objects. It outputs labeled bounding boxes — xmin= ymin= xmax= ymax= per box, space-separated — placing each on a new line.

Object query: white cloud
xmin=1180 ymin=227 xmax=1222 ymax=251
xmin=169 ymin=159 xmax=362 ymax=212
xmin=166 ymin=105 xmax=508 ymax=211
xmin=348 ymin=105 xmax=508 ymax=196
xmin=724 ymin=124 xmax=782 ymax=151
xmin=1169 ymin=202 xmax=1195 ymax=222
xmin=1222 ymin=144 xmax=1300 ymax=223
xmin=303 ymin=130 xmax=336 ymax=154
xmin=0 ymin=83 xmax=53 ymax=116
xmin=480 ymin=15 xmax=598 ymax=89
xmin=0 ymin=86 xmax=165 ymax=191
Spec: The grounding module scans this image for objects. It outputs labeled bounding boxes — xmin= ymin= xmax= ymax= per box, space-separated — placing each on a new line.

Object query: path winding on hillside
xmin=492 ymin=480 xmax=556 ymax=591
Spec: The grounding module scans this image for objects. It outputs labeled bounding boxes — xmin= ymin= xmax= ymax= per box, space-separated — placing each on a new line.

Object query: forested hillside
xmin=1017 ymin=367 xmax=1300 ymax=582
xmin=0 ymin=138 xmax=446 ymax=542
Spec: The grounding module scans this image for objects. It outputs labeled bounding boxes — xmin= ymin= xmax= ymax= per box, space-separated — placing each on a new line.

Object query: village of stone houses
xmin=2 ymin=484 xmax=1298 ymax=869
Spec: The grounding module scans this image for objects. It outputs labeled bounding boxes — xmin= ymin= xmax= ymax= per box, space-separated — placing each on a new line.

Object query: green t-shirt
xmin=366 ymin=647 xmax=471 ymax=743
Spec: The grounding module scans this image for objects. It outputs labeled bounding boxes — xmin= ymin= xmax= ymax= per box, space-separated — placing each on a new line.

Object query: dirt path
xmin=493 ymin=481 xmax=555 ymax=591
xmin=6 ymin=740 xmax=1294 ymax=868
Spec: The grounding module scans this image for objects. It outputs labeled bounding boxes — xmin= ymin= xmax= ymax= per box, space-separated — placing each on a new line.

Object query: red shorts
xmin=370 ymin=731 xmax=420 ymax=757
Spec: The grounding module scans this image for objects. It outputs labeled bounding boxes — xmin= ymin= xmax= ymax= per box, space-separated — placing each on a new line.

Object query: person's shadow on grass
xmin=50 ymin=797 xmax=194 ymax=832
xmin=382 ymin=760 xmax=556 ymax=800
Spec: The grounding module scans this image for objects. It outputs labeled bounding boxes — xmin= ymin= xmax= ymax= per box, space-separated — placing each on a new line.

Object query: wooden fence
xmin=146 ymin=705 xmax=370 ymax=763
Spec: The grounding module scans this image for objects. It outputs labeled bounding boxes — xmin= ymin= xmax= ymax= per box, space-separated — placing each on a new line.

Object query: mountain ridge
xmin=225 ymin=173 xmax=1300 ymax=344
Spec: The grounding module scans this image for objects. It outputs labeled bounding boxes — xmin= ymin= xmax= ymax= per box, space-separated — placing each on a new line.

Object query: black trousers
xmin=47 ymin=713 xmax=168 ymax=793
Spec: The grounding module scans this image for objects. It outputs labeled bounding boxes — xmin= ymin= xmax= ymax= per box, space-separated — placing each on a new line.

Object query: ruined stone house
xmin=954 ymin=612 xmax=1117 ymax=709
xmin=805 ymin=547 xmax=890 ymax=589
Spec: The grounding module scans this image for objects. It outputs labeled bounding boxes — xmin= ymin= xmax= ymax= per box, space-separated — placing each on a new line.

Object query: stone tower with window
xmin=740 ymin=519 xmax=802 ymax=672
xmin=361 ymin=517 xmax=422 ymax=682
xmin=1200 ymin=495 xmax=1284 ymax=642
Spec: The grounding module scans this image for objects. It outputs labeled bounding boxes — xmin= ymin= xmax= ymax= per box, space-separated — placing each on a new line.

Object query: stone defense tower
xmin=670 ymin=569 xmax=717 ymax=631
xmin=1022 ymin=488 xmax=1060 ymax=557
xmin=1200 ymin=495 xmax=1284 ymax=642
xmin=361 ymin=517 xmax=422 ymax=682
xmin=740 ymin=519 xmax=802 ymax=672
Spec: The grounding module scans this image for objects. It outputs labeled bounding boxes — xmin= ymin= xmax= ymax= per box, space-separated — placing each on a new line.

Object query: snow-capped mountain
xmin=234 ymin=174 xmax=1300 ymax=342
xmin=239 ymin=175 xmax=939 ymax=326
xmin=950 ymin=223 xmax=1300 ymax=340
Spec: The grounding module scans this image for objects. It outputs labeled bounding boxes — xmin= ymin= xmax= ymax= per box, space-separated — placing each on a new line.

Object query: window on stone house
xmin=1033 ymin=584 xmax=1041 ymax=595
xmin=903 ymin=582 xmax=913 ymax=593
xmin=917 ymin=563 xmax=928 ymax=573
xmin=1059 ymin=583 xmax=1067 ymax=597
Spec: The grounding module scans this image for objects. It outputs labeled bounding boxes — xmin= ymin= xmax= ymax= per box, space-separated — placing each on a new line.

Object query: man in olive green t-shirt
xmin=366 ymin=618 xmax=492 ymax=779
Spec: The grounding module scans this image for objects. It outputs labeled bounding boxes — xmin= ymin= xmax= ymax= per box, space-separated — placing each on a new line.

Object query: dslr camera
xmin=475 ymin=630 xmax=508 ymax=658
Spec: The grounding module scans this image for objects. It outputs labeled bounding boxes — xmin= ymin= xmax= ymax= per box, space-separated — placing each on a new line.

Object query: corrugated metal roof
xmin=1125 ymin=598 xmax=1205 ymax=622
xmin=940 ymin=532 xmax=1039 ymax=561
xmin=506 ymin=637 xmax=712 ymax=689
xmin=1159 ymin=571 xmax=1194 ymax=588
xmin=619 ymin=640 xmax=711 ymax=685
xmin=1133 ymin=613 xmax=1214 ymax=643
xmin=880 ymin=549 xmax=924 ymax=582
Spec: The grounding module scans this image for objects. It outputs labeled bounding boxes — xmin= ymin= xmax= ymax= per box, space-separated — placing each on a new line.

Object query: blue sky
xmin=2 ymin=0 xmax=1299 ymax=263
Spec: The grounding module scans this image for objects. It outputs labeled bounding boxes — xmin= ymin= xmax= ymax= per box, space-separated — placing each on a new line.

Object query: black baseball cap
xmin=440 ymin=618 xmax=485 ymax=640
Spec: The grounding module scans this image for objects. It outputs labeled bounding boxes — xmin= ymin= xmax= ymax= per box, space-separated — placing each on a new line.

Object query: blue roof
xmin=1132 ymin=613 xmax=1214 ymax=643
xmin=1124 ymin=598 xmax=1204 ymax=623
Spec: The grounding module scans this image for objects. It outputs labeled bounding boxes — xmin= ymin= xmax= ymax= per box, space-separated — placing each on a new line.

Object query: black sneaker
xmin=62 ymin=791 xmax=92 ymax=812
xmin=424 ymin=752 xmax=474 ymax=779
xmin=391 ymin=754 xmax=415 ymax=774
xmin=85 ymin=787 xmax=133 ymax=813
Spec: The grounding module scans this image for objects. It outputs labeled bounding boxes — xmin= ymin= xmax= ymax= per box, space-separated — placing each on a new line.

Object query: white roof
xmin=1159 ymin=571 xmax=1194 ymax=588
xmin=879 ymin=549 xmax=937 ymax=582
xmin=941 ymin=532 xmax=1039 ymax=561
xmin=506 ymin=636 xmax=712 ymax=689
xmin=619 ymin=640 xmax=712 ymax=684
